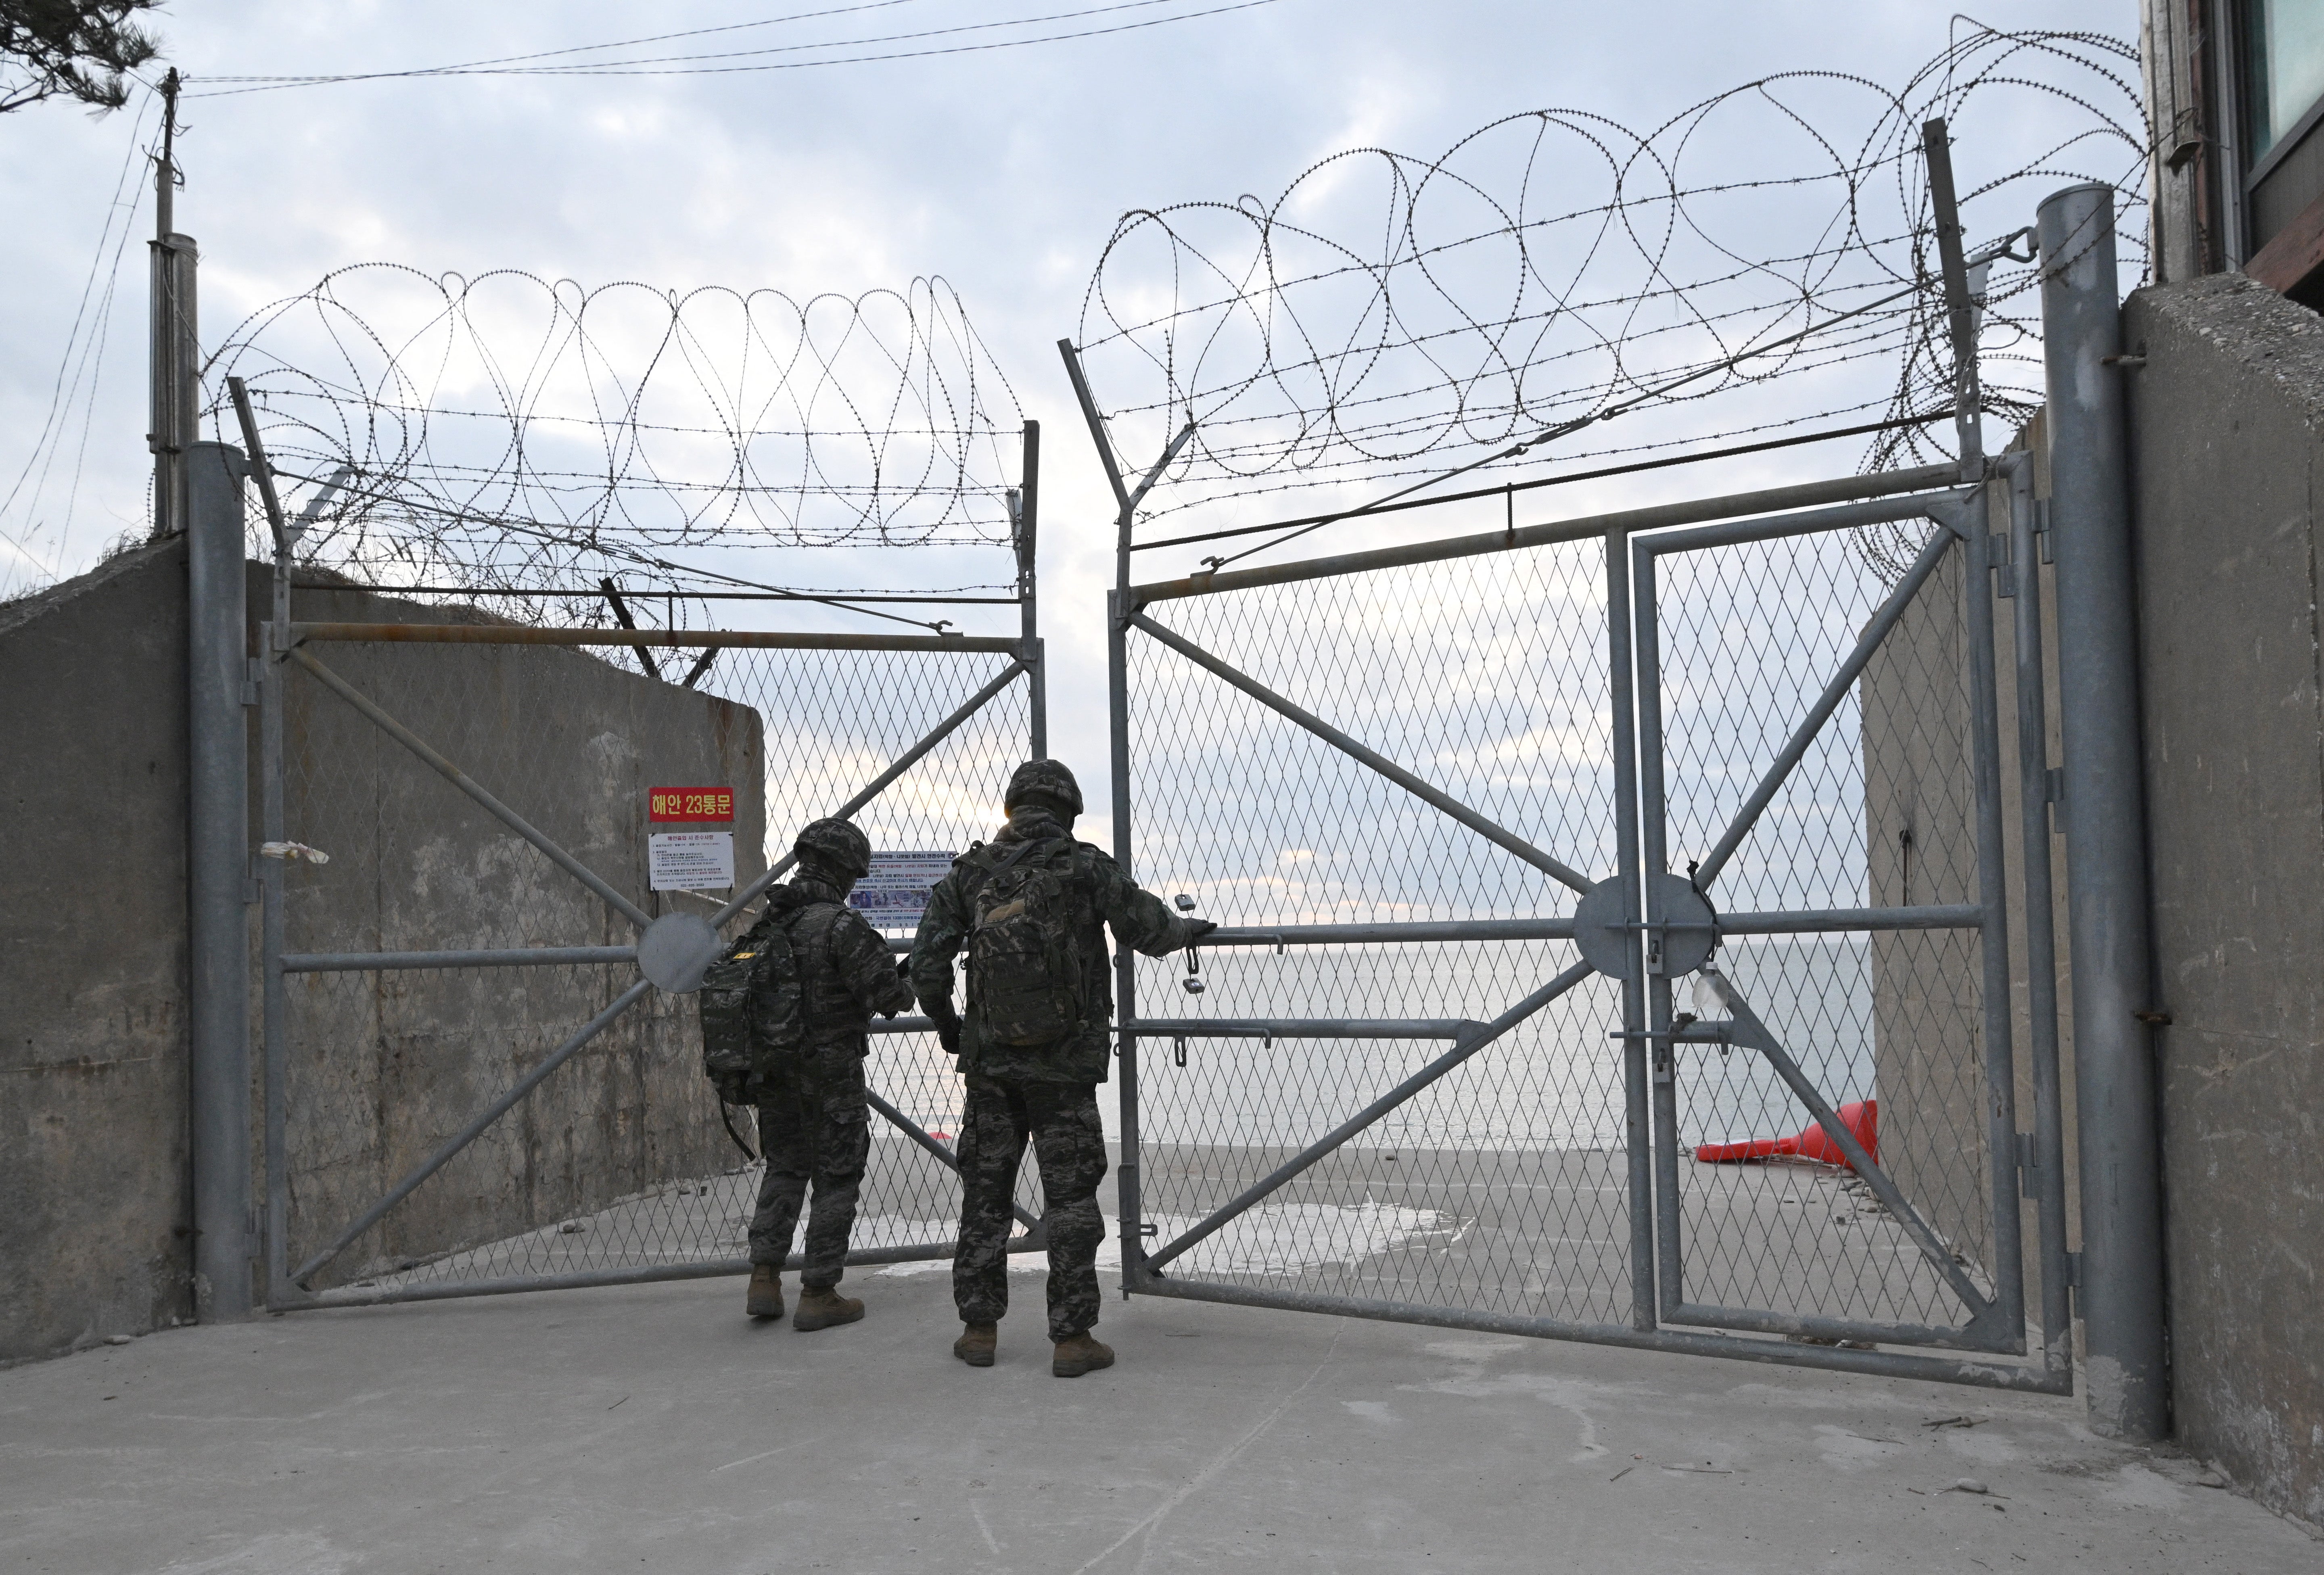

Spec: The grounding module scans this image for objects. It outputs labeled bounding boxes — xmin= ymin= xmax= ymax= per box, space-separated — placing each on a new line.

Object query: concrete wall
xmin=0 ymin=541 xmax=199 ymax=1362
xmin=2125 ymin=273 xmax=2324 ymax=1528
xmin=1865 ymin=274 xmax=2324 ymax=1527
xmin=1 ymin=545 xmax=766 ymax=1360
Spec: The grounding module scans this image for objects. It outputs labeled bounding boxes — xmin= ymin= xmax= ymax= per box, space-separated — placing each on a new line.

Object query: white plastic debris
xmin=258 ymin=841 xmax=331 ymax=865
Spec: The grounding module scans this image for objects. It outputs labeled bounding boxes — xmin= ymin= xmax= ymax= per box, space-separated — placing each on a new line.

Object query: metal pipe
xmin=283 ymin=946 xmax=640 ymax=973
xmin=1129 ymin=613 xmax=1593 ymax=895
xmin=1923 ymin=117 xmax=1988 ymax=480
xmin=1059 ymin=334 xmax=1148 ymax=1287
xmin=287 ymin=1235 xmax=1053 ymax=1310
xmin=1631 ymin=543 xmax=1688 ymax=1320
xmin=288 ymin=647 xmax=654 ymax=932
xmin=1132 ymin=467 xmax=1961 ymax=604
xmin=1142 ymin=962 xmax=1593 ymax=1274
xmin=1719 ymin=904 xmax=1981 ymax=934
xmin=2004 ymin=463 xmax=2071 ymax=1358
xmin=1605 ymin=526 xmax=1657 ymax=1331
xmin=1663 ymin=1299 xmax=2019 ymax=1354
xmin=226 ymin=379 xmax=309 ymax=1310
xmin=1616 ymin=490 xmax=1967 ymax=558
xmin=1131 ymin=411 xmax=1959 ymax=554
xmin=1204 ymin=917 xmax=1578 ymax=945
xmin=1108 ymin=587 xmax=1145 ymax=1287
xmin=289 ymin=623 xmax=1019 ymax=654
xmin=1129 ymin=1275 xmax=2073 ymax=1393
xmin=1958 ymin=493 xmax=2036 ymax=1347
xmin=187 ymin=441 xmax=254 ymax=1321
xmin=1125 ymin=1019 xmax=1478 ymax=1040
xmin=1693 ymin=523 xmax=1959 ymax=888
xmin=1018 ymin=419 xmax=1047 ymax=756
xmin=708 ymin=660 xmax=1028 ymax=927
xmin=2037 ymin=182 xmax=2167 ymax=1439
xmin=290 ymin=979 xmax=654 ymax=1286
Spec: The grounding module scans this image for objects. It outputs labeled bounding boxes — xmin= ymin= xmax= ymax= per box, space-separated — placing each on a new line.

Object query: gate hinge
xmin=242 ymin=657 xmax=264 ymax=707
xmin=1987 ymin=532 xmax=2016 ymax=597
xmin=2031 ymin=497 xmax=2055 ymax=564
xmin=2014 ymin=1131 xmax=2040 ymax=1198
xmin=2045 ymin=767 xmax=2066 ymax=834
xmin=2064 ymin=1250 xmax=2082 ymax=1290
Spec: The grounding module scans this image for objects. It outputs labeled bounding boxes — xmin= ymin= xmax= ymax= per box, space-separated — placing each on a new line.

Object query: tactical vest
xmin=966 ymin=837 xmax=1087 ymax=1047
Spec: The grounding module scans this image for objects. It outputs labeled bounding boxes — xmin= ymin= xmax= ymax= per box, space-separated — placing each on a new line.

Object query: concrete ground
xmin=4 ymin=1267 xmax=2318 ymax=1574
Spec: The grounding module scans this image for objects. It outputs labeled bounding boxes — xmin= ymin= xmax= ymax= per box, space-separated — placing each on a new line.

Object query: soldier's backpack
xmin=698 ymin=895 xmax=821 ymax=1094
xmin=966 ymin=837 xmax=1087 ymax=1047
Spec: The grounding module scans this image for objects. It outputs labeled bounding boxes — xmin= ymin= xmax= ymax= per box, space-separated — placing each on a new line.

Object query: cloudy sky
xmin=0 ymin=0 xmax=2134 ymax=814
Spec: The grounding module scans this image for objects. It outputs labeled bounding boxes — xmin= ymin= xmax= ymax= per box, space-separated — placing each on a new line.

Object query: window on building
xmin=2238 ymin=0 xmax=2324 ymax=295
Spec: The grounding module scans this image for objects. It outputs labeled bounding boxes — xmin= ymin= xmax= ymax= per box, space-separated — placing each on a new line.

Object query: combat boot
xmin=954 ymin=1322 xmax=997 ymax=1367
xmin=1052 ymin=1331 xmax=1115 ymax=1377
xmin=792 ymin=1285 xmax=865 ymax=1332
xmin=745 ymin=1264 xmax=783 ymax=1321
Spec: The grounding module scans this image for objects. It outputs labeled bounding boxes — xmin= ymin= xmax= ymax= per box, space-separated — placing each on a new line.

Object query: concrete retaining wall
xmin=0 ymin=545 xmax=766 ymax=1360
xmin=2124 ymin=273 xmax=2324 ymax=1529
xmin=1866 ymin=274 xmax=2324 ymax=1527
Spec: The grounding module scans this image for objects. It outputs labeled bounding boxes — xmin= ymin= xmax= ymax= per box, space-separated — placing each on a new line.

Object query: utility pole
xmin=149 ymin=69 xmax=197 ymax=541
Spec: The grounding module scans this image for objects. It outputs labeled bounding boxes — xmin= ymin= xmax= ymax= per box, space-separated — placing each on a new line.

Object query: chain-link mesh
xmin=276 ymin=625 xmax=1036 ymax=1293
xmin=1127 ymin=540 xmax=1635 ymax=1324
xmin=1649 ymin=528 xmax=1996 ymax=1332
xmin=1123 ymin=512 xmax=2013 ymax=1345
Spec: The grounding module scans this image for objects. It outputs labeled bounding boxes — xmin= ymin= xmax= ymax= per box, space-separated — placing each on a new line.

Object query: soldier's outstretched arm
xmin=908 ymin=870 xmax=970 ymax=1008
xmin=832 ymin=907 xmax=916 ymax=1018
xmin=1092 ymin=850 xmax=1208 ymax=958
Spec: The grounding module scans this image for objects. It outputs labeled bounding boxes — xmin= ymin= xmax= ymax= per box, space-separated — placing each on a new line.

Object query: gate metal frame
xmin=1062 ymin=175 xmax=2091 ymax=1393
xmin=230 ymin=397 xmax=1053 ymax=1312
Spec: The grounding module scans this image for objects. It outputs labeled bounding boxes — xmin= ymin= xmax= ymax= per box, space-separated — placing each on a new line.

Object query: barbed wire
xmin=1069 ymin=24 xmax=2149 ymax=580
xmin=202 ymin=266 xmax=1027 ymax=625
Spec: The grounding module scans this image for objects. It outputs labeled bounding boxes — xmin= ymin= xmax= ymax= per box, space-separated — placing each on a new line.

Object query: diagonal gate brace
xmin=1142 ymin=960 xmax=1595 ymax=1274
xmin=288 ymin=647 xmax=654 ymax=931
xmin=1687 ymin=968 xmax=1999 ymax=1326
xmin=1128 ymin=612 xmax=1594 ymax=895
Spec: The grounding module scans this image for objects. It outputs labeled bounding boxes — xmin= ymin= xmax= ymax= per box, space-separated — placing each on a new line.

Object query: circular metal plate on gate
xmin=1651 ymin=873 xmax=1720 ymax=978
xmin=638 ymin=911 xmax=722 ymax=994
xmin=1572 ymin=873 xmax=1720 ymax=980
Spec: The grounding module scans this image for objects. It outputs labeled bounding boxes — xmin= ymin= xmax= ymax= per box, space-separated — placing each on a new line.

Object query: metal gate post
xmin=2036 ymin=183 xmax=2168 ymax=1439
xmin=1017 ymin=419 xmax=1047 ymax=758
xmin=187 ymin=439 xmax=255 ymax=1320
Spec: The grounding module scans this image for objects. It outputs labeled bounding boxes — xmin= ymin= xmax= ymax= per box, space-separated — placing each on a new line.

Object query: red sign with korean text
xmin=648 ymin=787 xmax=734 ymax=823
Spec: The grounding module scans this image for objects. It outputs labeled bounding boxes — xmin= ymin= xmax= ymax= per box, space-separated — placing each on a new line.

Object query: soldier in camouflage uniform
xmin=909 ymin=760 xmax=1212 ymax=1377
xmin=741 ymin=818 xmax=916 ymax=1330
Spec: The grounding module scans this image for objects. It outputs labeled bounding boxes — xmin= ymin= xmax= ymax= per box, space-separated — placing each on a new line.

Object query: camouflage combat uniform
xmin=910 ymin=773 xmax=1204 ymax=1343
xmin=747 ymin=869 xmax=915 ymax=1288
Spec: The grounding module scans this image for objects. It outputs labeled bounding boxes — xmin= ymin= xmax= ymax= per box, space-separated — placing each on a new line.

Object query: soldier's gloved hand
xmin=924 ymin=997 xmax=964 ymax=1057
xmin=1184 ymin=919 xmax=1219 ymax=943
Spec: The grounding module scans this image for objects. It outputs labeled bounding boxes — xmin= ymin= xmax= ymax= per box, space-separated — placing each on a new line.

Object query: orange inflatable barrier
xmin=1694 ymin=1099 xmax=1878 ymax=1170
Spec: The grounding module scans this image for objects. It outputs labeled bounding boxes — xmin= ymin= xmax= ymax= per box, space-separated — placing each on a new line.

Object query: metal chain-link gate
xmin=234 ymin=401 xmax=1055 ymax=1311
xmin=1100 ymin=461 xmax=2074 ymax=1392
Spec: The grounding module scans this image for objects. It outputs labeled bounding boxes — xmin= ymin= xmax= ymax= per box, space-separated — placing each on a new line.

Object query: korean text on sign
xmin=648 ymin=787 xmax=734 ymax=823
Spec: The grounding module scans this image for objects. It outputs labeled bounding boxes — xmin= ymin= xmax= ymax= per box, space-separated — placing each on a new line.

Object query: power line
xmin=182 ymin=0 xmax=1282 ymax=96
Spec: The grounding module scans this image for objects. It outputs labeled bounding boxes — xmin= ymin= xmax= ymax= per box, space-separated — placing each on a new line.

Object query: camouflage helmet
xmin=792 ymin=817 xmax=872 ymax=881
xmin=1003 ymin=758 xmax=1084 ymax=817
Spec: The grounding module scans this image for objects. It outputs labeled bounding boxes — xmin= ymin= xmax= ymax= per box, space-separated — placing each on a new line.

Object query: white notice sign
xmin=649 ymin=831 xmax=736 ymax=891
xmin=849 ymin=850 xmax=956 ymax=928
